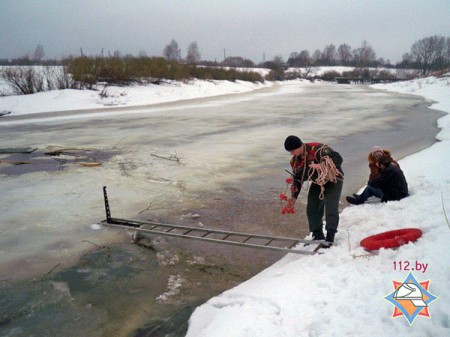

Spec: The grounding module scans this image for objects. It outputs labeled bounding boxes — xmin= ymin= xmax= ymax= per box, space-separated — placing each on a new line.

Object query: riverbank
xmin=0 ymin=78 xmax=273 ymax=117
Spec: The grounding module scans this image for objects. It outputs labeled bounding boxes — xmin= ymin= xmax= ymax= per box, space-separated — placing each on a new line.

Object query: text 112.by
xmin=393 ymin=260 xmax=428 ymax=273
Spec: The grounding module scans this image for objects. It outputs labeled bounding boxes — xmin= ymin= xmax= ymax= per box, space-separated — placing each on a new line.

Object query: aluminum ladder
xmin=101 ymin=187 xmax=323 ymax=255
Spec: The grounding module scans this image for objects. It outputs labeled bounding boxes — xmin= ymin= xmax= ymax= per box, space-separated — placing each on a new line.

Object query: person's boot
xmin=305 ymin=230 xmax=325 ymax=247
xmin=312 ymin=230 xmax=325 ymax=241
xmin=322 ymin=231 xmax=336 ymax=249
xmin=326 ymin=231 xmax=335 ymax=243
xmin=346 ymin=195 xmax=362 ymax=205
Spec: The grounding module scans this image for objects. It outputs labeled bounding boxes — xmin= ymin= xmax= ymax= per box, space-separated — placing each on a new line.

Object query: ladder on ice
xmin=101 ymin=186 xmax=323 ymax=255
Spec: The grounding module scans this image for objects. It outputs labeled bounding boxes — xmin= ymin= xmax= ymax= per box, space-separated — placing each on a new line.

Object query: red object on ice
xmin=360 ymin=228 xmax=422 ymax=251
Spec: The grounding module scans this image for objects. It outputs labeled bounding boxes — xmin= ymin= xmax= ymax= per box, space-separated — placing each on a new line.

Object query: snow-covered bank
xmin=185 ymin=75 xmax=450 ymax=337
xmin=0 ymin=79 xmax=272 ymax=116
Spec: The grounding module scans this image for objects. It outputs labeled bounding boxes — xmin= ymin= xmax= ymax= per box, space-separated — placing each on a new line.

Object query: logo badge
xmin=385 ymin=272 xmax=438 ymax=325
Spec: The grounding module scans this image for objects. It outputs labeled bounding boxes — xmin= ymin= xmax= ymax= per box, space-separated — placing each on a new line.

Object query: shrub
xmin=66 ymin=56 xmax=264 ymax=87
xmin=265 ymin=70 xmax=284 ymax=81
xmin=1 ymin=66 xmax=77 ymax=95
xmin=1 ymin=67 xmax=43 ymax=95
xmin=321 ymin=70 xmax=341 ymax=81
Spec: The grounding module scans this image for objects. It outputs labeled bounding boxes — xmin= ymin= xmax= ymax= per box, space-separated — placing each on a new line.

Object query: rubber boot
xmin=322 ymin=231 xmax=336 ymax=249
xmin=346 ymin=195 xmax=362 ymax=205
xmin=312 ymin=230 xmax=325 ymax=241
xmin=325 ymin=231 xmax=335 ymax=243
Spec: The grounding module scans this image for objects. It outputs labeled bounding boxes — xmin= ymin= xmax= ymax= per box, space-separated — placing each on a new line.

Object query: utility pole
xmin=223 ymin=49 xmax=226 ymax=61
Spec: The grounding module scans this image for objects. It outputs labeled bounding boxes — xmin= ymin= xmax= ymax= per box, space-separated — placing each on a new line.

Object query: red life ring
xmin=360 ymin=228 xmax=422 ymax=251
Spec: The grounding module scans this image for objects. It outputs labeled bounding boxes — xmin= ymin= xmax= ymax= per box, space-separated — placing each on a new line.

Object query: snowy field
xmin=1 ymin=70 xmax=449 ymax=336
xmin=185 ymin=75 xmax=450 ymax=336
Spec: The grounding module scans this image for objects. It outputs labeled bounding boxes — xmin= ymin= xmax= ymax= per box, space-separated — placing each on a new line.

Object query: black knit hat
xmin=284 ymin=135 xmax=303 ymax=151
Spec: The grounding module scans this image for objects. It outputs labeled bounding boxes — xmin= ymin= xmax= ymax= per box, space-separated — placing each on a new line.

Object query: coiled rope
xmin=307 ymin=147 xmax=343 ymax=200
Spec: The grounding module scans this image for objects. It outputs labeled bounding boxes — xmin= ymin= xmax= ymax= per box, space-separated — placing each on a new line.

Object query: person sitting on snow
xmin=346 ymin=155 xmax=408 ymax=205
xmin=346 ymin=145 xmax=399 ymax=203
xmin=367 ymin=145 xmax=399 ymax=181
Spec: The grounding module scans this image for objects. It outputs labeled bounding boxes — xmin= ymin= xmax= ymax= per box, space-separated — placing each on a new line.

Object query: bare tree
xmin=353 ymin=40 xmax=376 ymax=67
xmin=312 ymin=49 xmax=322 ymax=65
xmin=186 ymin=41 xmax=201 ymax=64
xmin=287 ymin=52 xmax=299 ymax=67
xmin=411 ymin=35 xmax=447 ymax=74
xmin=337 ymin=43 xmax=352 ymax=65
xmin=287 ymin=50 xmax=311 ymax=68
xmin=377 ymin=57 xmax=386 ymax=66
xmin=288 ymin=52 xmax=299 ymax=60
xmin=322 ymin=44 xmax=337 ymax=66
xmin=298 ymin=50 xmax=311 ymax=65
xmin=163 ymin=39 xmax=181 ymax=61
xmin=223 ymin=56 xmax=244 ymax=67
xmin=33 ymin=44 xmax=45 ymax=62
xmin=262 ymin=56 xmax=285 ymax=81
xmin=445 ymin=37 xmax=450 ymax=68
xmin=297 ymin=50 xmax=313 ymax=77
xmin=402 ymin=53 xmax=413 ymax=62
xmin=272 ymin=55 xmax=284 ymax=66
xmin=396 ymin=53 xmax=414 ymax=68
xmin=222 ymin=56 xmax=254 ymax=68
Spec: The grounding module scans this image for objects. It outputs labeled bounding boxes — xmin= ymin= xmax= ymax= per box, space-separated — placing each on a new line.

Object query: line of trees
xmin=2 ymin=36 xmax=449 ymax=75
xmin=287 ymin=36 xmax=450 ymax=75
xmin=288 ymin=40 xmax=380 ymax=68
xmin=1 ymin=35 xmax=449 ymax=95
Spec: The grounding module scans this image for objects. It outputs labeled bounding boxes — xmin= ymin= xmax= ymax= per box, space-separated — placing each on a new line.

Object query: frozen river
xmin=0 ymin=81 xmax=443 ymax=336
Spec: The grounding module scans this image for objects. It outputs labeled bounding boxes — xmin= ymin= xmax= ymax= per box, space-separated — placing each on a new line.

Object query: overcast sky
xmin=1 ymin=0 xmax=449 ymax=63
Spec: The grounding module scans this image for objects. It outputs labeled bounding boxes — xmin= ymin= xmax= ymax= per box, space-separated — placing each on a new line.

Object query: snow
xmin=0 ymin=76 xmax=272 ymax=116
xmin=185 ymin=75 xmax=450 ymax=337
xmin=1 ymin=69 xmax=449 ymax=335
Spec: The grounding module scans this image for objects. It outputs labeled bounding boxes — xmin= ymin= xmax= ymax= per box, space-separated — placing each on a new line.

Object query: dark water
xmin=0 ymin=83 xmax=444 ymax=337
xmin=0 ymin=229 xmax=279 ymax=337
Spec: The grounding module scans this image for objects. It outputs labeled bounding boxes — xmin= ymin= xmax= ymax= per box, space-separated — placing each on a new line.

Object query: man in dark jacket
xmin=284 ymin=135 xmax=344 ymax=246
xmin=346 ymin=155 xmax=408 ymax=205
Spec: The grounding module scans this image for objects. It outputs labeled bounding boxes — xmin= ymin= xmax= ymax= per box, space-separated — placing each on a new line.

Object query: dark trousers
xmin=307 ymin=179 xmax=343 ymax=233
xmin=358 ymin=185 xmax=383 ymax=203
